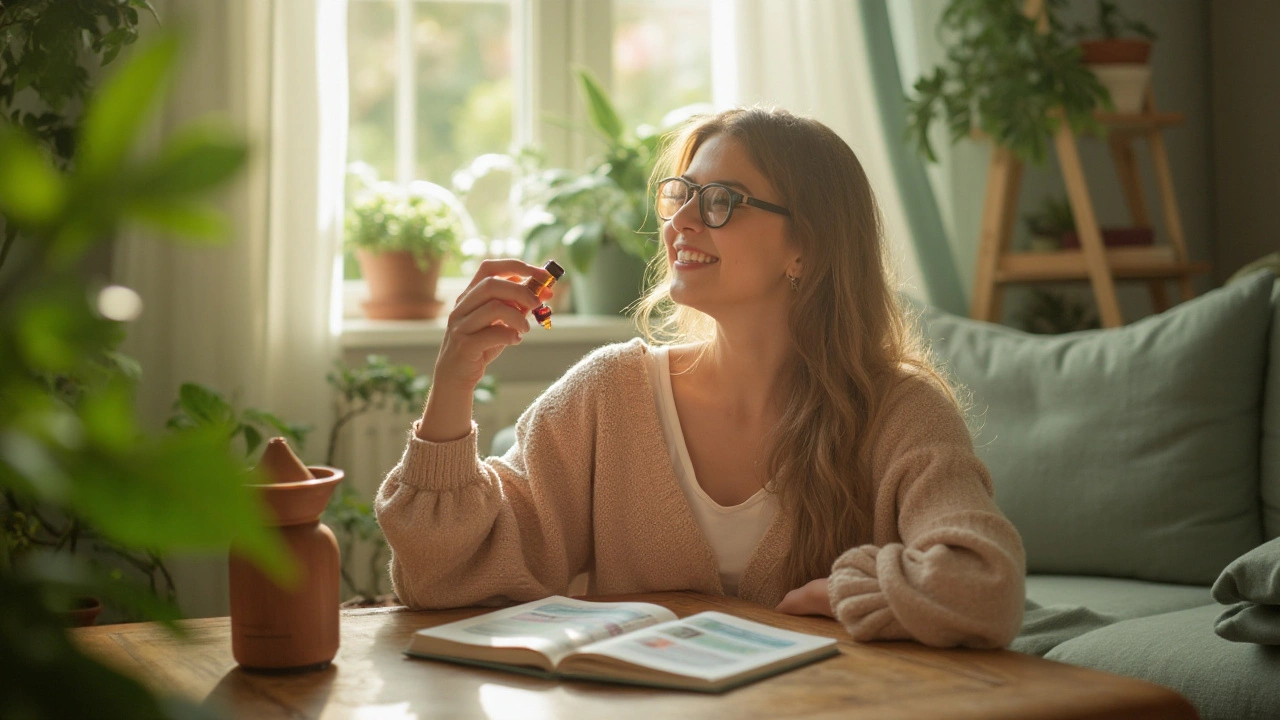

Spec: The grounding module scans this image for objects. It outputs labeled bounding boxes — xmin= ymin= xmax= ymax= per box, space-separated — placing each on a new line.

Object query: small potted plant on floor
xmin=347 ymin=182 xmax=464 ymax=320
xmin=1072 ymin=0 xmax=1158 ymax=114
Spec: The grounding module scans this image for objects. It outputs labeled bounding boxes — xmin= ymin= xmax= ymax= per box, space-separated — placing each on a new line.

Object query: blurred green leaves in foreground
xmin=1 ymin=33 xmax=292 ymax=720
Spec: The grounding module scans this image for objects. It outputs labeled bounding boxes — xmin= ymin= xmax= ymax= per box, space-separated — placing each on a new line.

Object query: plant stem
xmin=0 ymin=224 xmax=17 ymax=273
xmin=325 ymin=401 xmax=369 ymax=467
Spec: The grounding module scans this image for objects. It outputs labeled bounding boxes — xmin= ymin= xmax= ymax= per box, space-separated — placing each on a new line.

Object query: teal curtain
xmin=857 ymin=0 xmax=967 ymax=315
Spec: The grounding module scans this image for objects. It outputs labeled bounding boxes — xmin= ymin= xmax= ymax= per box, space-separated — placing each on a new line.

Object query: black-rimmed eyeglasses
xmin=655 ymin=177 xmax=791 ymax=229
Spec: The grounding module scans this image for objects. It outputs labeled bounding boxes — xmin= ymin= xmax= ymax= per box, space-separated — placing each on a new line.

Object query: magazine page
xmin=564 ymin=611 xmax=838 ymax=682
xmin=415 ymin=596 xmax=679 ymax=664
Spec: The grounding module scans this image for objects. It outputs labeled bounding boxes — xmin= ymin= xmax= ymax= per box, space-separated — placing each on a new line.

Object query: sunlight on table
xmin=479 ymin=683 xmax=556 ymax=720
xmin=352 ymin=701 xmax=417 ymax=720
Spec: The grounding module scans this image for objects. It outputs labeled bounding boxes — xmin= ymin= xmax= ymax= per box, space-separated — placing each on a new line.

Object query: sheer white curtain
xmin=113 ymin=0 xmax=348 ymax=618
xmin=713 ymin=0 xmax=927 ymax=302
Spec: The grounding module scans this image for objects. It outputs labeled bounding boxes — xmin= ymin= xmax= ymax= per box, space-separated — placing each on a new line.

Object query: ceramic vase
xmin=229 ymin=463 xmax=343 ymax=673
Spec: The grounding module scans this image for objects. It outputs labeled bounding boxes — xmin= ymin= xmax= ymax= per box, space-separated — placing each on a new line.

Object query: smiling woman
xmin=374 ymin=106 xmax=1026 ymax=651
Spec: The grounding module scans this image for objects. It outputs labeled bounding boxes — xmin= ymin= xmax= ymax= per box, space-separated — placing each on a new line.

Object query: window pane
xmin=415 ymin=1 xmax=513 ymax=184
xmin=345 ymin=0 xmax=514 ymax=282
xmin=612 ymin=0 xmax=713 ymax=127
xmin=348 ymin=0 xmax=397 ymax=184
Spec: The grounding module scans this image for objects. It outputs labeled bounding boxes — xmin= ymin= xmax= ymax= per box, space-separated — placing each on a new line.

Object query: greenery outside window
xmin=341 ymin=0 xmax=711 ymax=322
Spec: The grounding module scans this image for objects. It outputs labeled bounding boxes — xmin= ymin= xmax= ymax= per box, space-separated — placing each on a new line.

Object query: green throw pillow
xmin=921 ymin=271 xmax=1275 ymax=585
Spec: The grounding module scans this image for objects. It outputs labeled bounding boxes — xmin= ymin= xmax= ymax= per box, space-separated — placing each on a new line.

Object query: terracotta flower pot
xmin=62 ymin=596 xmax=103 ymax=627
xmin=1079 ymin=39 xmax=1151 ymax=65
xmin=356 ymin=249 xmax=444 ymax=320
xmin=1080 ymin=39 xmax=1153 ymax=114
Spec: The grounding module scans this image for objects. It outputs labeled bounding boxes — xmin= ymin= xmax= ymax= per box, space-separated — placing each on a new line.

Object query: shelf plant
xmin=905 ymin=0 xmax=1111 ymax=164
xmin=1023 ymin=196 xmax=1075 ymax=251
xmin=1071 ymin=0 xmax=1158 ymax=113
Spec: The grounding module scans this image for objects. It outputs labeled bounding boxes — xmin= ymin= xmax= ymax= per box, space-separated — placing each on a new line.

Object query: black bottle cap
xmin=543 ymin=260 xmax=565 ymax=280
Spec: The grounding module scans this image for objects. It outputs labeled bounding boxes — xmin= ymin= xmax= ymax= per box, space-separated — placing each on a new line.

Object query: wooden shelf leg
xmin=1148 ymin=282 xmax=1170 ymax=313
xmin=1109 ymin=136 xmax=1150 ymax=226
xmin=1148 ymin=131 xmax=1195 ymax=302
xmin=1108 ymin=136 xmax=1167 ymax=313
xmin=971 ymin=147 xmax=1022 ymax=323
xmin=1055 ymin=127 xmax=1123 ymax=327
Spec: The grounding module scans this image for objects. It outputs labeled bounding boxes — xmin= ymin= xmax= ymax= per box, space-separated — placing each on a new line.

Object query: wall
xmin=1209 ymin=0 xmax=1280 ymax=281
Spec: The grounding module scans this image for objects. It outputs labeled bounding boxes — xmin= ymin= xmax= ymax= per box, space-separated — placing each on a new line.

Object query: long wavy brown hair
xmin=635 ymin=106 xmax=952 ymax=591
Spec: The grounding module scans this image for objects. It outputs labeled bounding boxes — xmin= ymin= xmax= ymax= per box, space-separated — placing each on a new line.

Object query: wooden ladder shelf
xmin=970 ymin=92 xmax=1211 ymax=328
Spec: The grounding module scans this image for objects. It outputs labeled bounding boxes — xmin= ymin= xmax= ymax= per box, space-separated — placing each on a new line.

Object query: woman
xmin=375 ymin=107 xmax=1025 ymax=649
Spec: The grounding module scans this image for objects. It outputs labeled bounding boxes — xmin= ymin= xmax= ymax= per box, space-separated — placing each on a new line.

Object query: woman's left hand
xmin=775 ymin=577 xmax=833 ymax=617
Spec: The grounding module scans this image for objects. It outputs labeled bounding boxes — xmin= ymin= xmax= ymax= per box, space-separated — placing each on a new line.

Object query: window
xmin=343 ymin=0 xmax=712 ymax=317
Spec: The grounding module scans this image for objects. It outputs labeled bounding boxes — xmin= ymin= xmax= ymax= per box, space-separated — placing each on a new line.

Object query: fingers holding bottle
xmin=435 ymin=259 xmax=563 ymax=390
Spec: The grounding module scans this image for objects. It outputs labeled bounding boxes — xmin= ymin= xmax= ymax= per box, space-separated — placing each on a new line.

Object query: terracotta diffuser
xmin=229 ymin=438 xmax=342 ymax=673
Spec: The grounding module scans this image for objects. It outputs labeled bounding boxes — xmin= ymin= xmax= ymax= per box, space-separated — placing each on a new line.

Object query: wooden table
xmin=73 ymin=591 xmax=1197 ymax=719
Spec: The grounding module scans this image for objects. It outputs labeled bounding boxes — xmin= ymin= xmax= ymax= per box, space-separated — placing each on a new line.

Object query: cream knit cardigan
xmin=375 ymin=339 xmax=1026 ymax=648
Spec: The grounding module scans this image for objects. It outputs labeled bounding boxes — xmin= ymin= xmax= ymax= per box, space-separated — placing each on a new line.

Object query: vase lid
xmin=256 ymin=437 xmax=314 ymax=484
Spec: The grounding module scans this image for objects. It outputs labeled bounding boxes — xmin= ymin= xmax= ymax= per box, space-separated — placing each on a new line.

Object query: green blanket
xmin=1212 ymin=537 xmax=1280 ymax=645
xmin=1012 ymin=600 xmax=1117 ymax=656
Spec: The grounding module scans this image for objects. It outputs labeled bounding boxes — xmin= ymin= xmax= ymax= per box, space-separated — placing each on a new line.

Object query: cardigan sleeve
xmin=373 ymin=354 xmax=602 ymax=610
xmin=827 ymin=375 xmax=1026 ymax=648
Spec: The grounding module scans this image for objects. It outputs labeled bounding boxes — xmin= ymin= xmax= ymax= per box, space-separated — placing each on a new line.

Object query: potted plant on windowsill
xmin=518 ymin=69 xmax=673 ymax=316
xmin=1073 ymin=0 xmax=1157 ymax=114
xmin=346 ymin=182 xmax=464 ymax=320
xmin=905 ymin=0 xmax=1110 ymax=165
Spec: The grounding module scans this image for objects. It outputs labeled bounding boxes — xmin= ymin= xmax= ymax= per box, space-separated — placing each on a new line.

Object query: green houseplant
xmin=346 ymin=181 xmax=465 ymax=320
xmin=0 ymin=0 xmax=155 ymax=275
xmin=518 ymin=69 xmax=669 ymax=315
xmin=1 ymin=34 xmax=293 ymax=719
xmin=1023 ymin=195 xmax=1075 ymax=251
xmin=905 ymin=0 xmax=1111 ymax=165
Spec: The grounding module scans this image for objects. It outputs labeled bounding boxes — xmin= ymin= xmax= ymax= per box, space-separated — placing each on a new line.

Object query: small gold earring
xmin=788 ymin=274 xmax=799 ymax=292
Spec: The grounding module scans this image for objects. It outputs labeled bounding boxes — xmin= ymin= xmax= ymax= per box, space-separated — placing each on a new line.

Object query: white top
xmin=644 ymin=345 xmax=779 ymax=596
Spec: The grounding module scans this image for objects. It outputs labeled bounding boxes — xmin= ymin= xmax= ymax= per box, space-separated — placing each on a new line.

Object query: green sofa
xmin=921 ymin=270 xmax=1280 ymax=720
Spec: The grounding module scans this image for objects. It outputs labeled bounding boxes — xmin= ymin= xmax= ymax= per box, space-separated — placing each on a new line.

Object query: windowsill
xmin=340 ymin=314 xmax=639 ymax=349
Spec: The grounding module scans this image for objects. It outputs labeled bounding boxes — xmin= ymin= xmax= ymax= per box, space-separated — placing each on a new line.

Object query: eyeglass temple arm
xmin=742 ymin=196 xmax=791 ymax=217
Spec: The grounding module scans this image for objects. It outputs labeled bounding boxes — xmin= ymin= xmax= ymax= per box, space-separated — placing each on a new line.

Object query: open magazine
xmin=404 ymin=596 xmax=840 ymax=693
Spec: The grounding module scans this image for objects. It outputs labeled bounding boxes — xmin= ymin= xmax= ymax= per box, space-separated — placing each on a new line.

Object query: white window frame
xmin=342 ymin=0 xmax=616 ymax=322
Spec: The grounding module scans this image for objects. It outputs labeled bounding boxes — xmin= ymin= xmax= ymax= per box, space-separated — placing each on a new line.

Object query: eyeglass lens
xmin=657 ymin=179 xmax=733 ymax=227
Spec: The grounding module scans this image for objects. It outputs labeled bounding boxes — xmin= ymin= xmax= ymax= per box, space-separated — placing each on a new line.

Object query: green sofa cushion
xmin=1263 ymin=279 xmax=1280 ymax=540
xmin=1212 ymin=536 xmax=1280 ymax=644
xmin=922 ymin=271 xmax=1275 ymax=585
xmin=1027 ymin=575 xmax=1211 ymax=620
xmin=1046 ymin=604 xmax=1280 ymax=720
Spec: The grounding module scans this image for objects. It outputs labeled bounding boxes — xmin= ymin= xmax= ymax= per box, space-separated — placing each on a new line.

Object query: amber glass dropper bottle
xmin=525 ymin=260 xmax=564 ymax=329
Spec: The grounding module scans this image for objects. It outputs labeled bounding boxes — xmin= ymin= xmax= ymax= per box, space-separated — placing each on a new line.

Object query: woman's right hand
xmin=417 ymin=260 xmax=553 ymax=442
